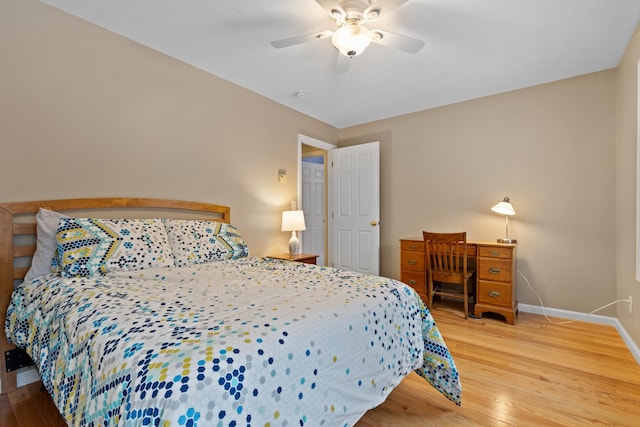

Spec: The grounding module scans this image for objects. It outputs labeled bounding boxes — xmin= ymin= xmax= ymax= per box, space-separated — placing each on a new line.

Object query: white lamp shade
xmin=281 ymin=210 xmax=306 ymax=232
xmin=332 ymin=22 xmax=372 ymax=57
xmin=491 ymin=197 xmax=516 ymax=216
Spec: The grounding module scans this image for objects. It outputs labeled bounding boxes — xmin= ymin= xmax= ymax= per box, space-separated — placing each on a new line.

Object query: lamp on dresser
xmin=281 ymin=210 xmax=306 ymax=255
xmin=491 ymin=196 xmax=517 ymax=243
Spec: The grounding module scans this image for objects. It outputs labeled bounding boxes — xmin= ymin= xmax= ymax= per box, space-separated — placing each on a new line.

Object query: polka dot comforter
xmin=6 ymin=257 xmax=461 ymax=426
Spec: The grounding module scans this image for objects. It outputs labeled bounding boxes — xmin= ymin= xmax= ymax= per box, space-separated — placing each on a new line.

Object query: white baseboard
xmin=17 ymin=366 xmax=41 ymax=387
xmin=0 ymin=365 xmax=41 ymax=391
xmin=519 ymin=303 xmax=640 ymax=365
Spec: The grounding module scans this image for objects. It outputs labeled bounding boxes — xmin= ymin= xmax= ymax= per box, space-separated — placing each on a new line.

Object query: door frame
xmin=298 ymin=134 xmax=336 ymax=265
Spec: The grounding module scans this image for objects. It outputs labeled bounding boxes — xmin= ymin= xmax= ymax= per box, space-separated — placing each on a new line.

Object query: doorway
xmin=301 ymin=149 xmax=326 ymax=266
xmin=297 ymin=135 xmax=380 ymax=274
xmin=298 ymin=134 xmax=335 ymax=266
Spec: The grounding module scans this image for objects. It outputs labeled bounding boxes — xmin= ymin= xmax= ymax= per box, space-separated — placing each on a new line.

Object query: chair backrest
xmin=423 ymin=231 xmax=468 ymax=283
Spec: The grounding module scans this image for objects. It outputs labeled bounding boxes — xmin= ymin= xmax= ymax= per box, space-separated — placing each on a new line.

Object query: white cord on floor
xmin=517 ymin=270 xmax=631 ymax=325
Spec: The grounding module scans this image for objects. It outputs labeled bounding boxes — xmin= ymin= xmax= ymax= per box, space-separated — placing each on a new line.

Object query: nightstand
xmin=267 ymin=253 xmax=319 ymax=265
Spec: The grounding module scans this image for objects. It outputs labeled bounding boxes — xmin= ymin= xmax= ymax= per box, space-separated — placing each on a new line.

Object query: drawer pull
xmin=408 ymin=280 xmax=417 ymax=285
xmin=488 ymin=267 xmax=501 ymax=274
xmin=409 ymin=244 xmax=419 ymax=250
xmin=490 ymin=250 xmax=500 ymax=257
xmin=488 ymin=290 xmax=501 ymax=298
xmin=407 ymin=259 xmax=417 ymax=265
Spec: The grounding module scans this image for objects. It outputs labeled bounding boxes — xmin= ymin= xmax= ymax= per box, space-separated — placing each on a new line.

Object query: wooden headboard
xmin=0 ymin=197 xmax=231 ymax=394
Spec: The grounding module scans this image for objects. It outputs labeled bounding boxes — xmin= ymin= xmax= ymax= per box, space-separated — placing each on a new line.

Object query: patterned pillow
xmin=163 ymin=219 xmax=250 ymax=267
xmin=56 ymin=218 xmax=174 ymax=277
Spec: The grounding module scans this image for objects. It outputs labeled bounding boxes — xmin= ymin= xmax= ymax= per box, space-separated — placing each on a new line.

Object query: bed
xmin=0 ymin=198 xmax=461 ymax=426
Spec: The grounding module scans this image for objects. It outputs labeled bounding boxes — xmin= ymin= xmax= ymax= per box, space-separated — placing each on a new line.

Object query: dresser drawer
xmin=401 ymin=271 xmax=426 ymax=294
xmin=478 ymin=258 xmax=512 ymax=282
xmin=477 ymin=280 xmax=512 ymax=307
xmin=478 ymin=246 xmax=512 ymax=259
xmin=401 ymin=240 xmax=424 ymax=253
xmin=401 ymin=251 xmax=424 ymax=271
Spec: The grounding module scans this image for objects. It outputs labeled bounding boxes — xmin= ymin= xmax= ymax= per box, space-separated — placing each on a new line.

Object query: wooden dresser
xmin=399 ymin=238 xmax=517 ymax=324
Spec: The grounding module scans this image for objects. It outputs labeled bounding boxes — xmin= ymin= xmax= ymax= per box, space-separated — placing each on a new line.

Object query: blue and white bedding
xmin=6 ymin=257 xmax=461 ymax=426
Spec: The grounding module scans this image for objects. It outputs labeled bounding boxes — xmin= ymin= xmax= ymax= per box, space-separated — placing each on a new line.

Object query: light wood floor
xmin=2 ymin=306 xmax=640 ymax=426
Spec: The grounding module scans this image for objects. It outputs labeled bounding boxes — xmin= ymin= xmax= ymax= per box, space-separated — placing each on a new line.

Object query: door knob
xmin=371 ymin=220 xmax=378 ymax=226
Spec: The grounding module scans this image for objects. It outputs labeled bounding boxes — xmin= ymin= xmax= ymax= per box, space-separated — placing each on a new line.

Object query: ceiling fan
xmin=270 ymin=0 xmax=425 ymax=61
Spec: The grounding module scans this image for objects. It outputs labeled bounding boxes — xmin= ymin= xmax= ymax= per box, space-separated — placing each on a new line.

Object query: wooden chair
xmin=423 ymin=231 xmax=476 ymax=318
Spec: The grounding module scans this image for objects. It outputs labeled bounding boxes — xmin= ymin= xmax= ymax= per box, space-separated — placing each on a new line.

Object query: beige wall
xmin=339 ymin=70 xmax=618 ymax=315
xmin=0 ymin=0 xmax=338 ymax=257
xmin=616 ymin=24 xmax=640 ymax=345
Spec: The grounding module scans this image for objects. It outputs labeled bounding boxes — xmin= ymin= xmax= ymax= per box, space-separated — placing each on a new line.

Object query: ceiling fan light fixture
xmin=332 ymin=21 xmax=372 ymax=57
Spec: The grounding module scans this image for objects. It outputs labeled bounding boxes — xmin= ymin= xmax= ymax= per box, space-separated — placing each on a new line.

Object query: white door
xmin=330 ymin=141 xmax=380 ymax=275
xmin=302 ymin=159 xmax=325 ymax=266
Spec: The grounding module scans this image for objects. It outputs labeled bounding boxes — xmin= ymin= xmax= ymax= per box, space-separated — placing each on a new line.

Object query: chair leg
xmin=462 ymin=281 xmax=468 ymax=319
xmin=470 ymin=277 xmax=476 ymax=314
xmin=427 ymin=278 xmax=433 ymax=309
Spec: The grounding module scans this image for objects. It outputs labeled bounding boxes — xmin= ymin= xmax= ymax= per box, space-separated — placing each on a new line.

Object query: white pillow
xmin=23 ymin=208 xmax=68 ymax=283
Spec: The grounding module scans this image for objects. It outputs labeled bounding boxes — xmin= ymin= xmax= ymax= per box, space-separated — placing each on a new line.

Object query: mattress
xmin=6 ymin=257 xmax=461 ymax=426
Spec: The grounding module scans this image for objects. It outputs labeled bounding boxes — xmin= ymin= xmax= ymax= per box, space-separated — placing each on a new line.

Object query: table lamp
xmin=491 ymin=196 xmax=517 ymax=243
xmin=281 ymin=210 xmax=306 ymax=254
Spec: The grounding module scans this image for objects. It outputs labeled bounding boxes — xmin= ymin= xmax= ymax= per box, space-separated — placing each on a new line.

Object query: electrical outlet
xmin=629 ymin=296 xmax=633 ymax=315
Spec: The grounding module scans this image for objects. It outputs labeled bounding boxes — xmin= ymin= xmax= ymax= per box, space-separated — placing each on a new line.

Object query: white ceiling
xmin=40 ymin=0 xmax=640 ymax=128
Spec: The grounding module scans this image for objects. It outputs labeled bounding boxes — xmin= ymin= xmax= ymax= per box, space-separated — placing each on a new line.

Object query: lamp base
xmin=288 ymin=232 xmax=300 ymax=254
xmin=497 ymin=238 xmax=517 ymax=244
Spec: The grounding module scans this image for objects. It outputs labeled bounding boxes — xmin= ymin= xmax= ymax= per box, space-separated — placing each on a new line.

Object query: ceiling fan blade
xmin=271 ymin=30 xmax=333 ymax=49
xmin=335 ymin=52 xmax=351 ymax=73
xmin=364 ymin=0 xmax=409 ymax=20
xmin=371 ymin=29 xmax=425 ymax=54
xmin=315 ymin=0 xmax=346 ymax=19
